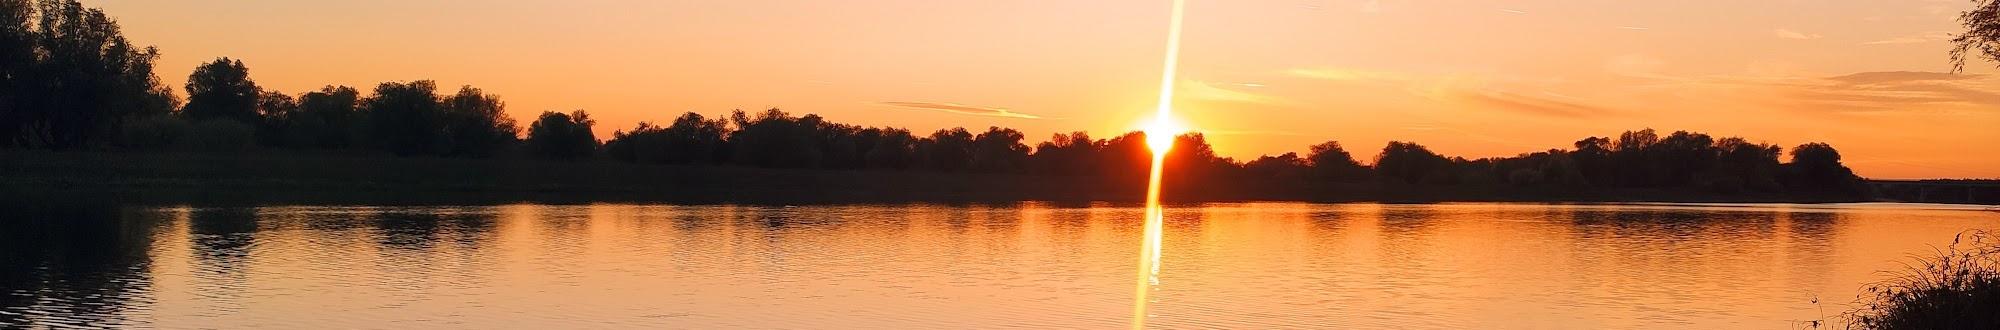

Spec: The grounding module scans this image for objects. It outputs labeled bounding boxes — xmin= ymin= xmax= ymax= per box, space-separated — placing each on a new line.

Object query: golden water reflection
xmin=1 ymin=203 xmax=1997 ymax=328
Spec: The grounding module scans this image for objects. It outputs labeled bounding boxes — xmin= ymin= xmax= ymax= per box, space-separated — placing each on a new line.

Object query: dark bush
xmin=1846 ymin=230 xmax=2000 ymax=329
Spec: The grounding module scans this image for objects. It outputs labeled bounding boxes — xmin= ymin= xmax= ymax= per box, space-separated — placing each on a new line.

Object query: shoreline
xmin=2 ymin=151 xmax=1892 ymax=207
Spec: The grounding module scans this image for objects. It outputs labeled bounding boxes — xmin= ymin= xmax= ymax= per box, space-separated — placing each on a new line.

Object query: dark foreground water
xmin=3 ymin=202 xmax=1996 ymax=329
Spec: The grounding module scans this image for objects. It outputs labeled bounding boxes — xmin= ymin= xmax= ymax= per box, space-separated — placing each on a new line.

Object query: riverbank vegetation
xmin=1842 ymin=230 xmax=2000 ymax=330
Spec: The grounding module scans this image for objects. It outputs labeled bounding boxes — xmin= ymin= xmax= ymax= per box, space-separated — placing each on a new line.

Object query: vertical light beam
xmin=1132 ymin=0 xmax=1185 ymax=329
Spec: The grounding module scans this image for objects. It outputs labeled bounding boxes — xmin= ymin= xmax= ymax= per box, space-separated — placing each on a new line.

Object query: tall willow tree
xmin=1953 ymin=0 xmax=2000 ymax=72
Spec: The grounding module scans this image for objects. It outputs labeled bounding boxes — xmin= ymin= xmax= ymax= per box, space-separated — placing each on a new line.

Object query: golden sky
xmin=95 ymin=0 xmax=2000 ymax=179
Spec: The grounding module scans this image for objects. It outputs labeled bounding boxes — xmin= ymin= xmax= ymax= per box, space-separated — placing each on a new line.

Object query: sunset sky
xmin=94 ymin=0 xmax=1999 ymax=179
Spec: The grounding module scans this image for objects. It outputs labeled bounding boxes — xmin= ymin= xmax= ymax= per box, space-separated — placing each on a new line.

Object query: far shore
xmin=2 ymin=151 xmax=1904 ymax=207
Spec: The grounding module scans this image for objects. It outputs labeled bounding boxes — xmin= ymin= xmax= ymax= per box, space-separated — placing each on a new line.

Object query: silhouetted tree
xmin=605 ymin=121 xmax=659 ymax=162
xmin=2 ymin=0 xmax=173 ymax=148
xmin=1098 ymin=131 xmax=1152 ymax=175
xmin=525 ymin=110 xmax=597 ymax=160
xmin=363 ymin=80 xmax=444 ymax=156
xmin=1029 ymin=131 xmax=1100 ymax=176
xmin=1952 ymin=0 xmax=2000 ymax=72
xmin=659 ymin=111 xmax=729 ymax=164
xmin=1245 ymin=152 xmax=1310 ymax=181
xmin=181 ymin=58 xmax=260 ymax=125
xmin=1571 ymin=136 xmax=1614 ymax=186
xmin=287 ymin=85 xmax=361 ymax=148
xmin=970 ymin=126 xmax=1030 ymax=173
xmin=1609 ymin=128 xmax=1665 ymax=186
xmin=808 ymin=116 xmax=863 ymax=169
xmin=606 ymin=112 xmax=730 ymax=164
xmin=252 ymin=90 xmax=295 ymax=147
xmin=917 ymin=127 xmax=974 ymax=171
xmin=439 ymin=86 xmax=518 ymax=157
xmin=1653 ymin=130 xmax=1717 ymax=184
xmin=1165 ymin=132 xmax=1238 ymax=179
xmin=862 ymin=127 xmax=917 ymax=169
xmin=1305 ymin=140 xmax=1370 ymax=182
xmin=1710 ymin=137 xmax=1783 ymax=192
xmin=1783 ymin=142 xmax=1861 ymax=193
xmin=1375 ymin=141 xmax=1449 ymax=184
xmin=728 ymin=108 xmax=821 ymax=167
xmin=0 ymin=0 xmax=31 ymax=146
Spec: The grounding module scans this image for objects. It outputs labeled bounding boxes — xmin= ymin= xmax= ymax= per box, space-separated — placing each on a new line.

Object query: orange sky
xmin=93 ymin=0 xmax=2000 ymax=179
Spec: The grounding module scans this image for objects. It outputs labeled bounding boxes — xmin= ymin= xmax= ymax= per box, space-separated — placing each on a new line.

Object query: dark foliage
xmin=605 ymin=112 xmax=728 ymax=164
xmin=439 ymin=86 xmax=517 ymax=157
xmin=363 ymin=81 xmax=445 ymax=156
xmin=1375 ymin=141 xmax=1449 ymax=184
xmin=181 ymin=58 xmax=259 ymax=124
xmin=1306 ymin=141 xmax=1370 ymax=182
xmin=0 ymin=0 xmax=173 ymax=149
xmin=285 ymin=86 xmax=362 ymax=149
xmin=525 ymin=110 xmax=596 ymax=161
xmin=1845 ymin=230 xmax=2000 ymax=330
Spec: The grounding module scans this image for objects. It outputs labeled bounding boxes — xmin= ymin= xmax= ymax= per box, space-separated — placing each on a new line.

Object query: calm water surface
xmin=3 ymin=202 xmax=1996 ymax=329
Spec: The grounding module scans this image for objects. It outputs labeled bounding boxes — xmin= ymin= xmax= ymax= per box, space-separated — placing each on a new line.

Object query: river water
xmin=3 ymin=202 xmax=1995 ymax=329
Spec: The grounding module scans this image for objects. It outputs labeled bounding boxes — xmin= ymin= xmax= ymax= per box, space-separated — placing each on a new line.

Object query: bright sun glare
xmin=1145 ymin=117 xmax=1181 ymax=154
xmin=1144 ymin=0 xmax=1189 ymax=156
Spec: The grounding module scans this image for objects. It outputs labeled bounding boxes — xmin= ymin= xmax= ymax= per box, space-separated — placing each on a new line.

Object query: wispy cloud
xmin=1287 ymin=67 xmax=1406 ymax=82
xmin=1183 ymin=80 xmax=1287 ymax=105
xmin=879 ymin=101 xmax=1041 ymax=119
xmin=1453 ymin=90 xmax=1615 ymax=118
xmin=1498 ymin=8 xmax=1527 ymax=15
xmin=1664 ymin=71 xmax=2000 ymax=112
xmin=1617 ymin=26 xmax=1651 ymax=31
xmin=1861 ymin=31 xmax=1953 ymax=45
xmin=1791 ymin=71 xmax=2000 ymax=110
xmin=1202 ymin=129 xmax=1307 ymax=136
xmin=1774 ymin=28 xmax=1822 ymax=40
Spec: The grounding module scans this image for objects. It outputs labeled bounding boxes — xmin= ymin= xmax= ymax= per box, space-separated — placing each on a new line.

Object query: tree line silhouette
xmin=0 ymin=0 xmax=1870 ymax=197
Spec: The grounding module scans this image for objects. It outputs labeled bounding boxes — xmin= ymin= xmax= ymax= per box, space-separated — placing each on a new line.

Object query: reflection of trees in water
xmin=1781 ymin=211 xmax=1842 ymax=288
xmin=1307 ymin=208 xmax=1352 ymax=233
xmin=1377 ymin=205 xmax=1438 ymax=239
xmin=0 ymin=204 xmax=162 ymax=328
xmin=190 ymin=208 xmax=257 ymax=280
xmin=368 ymin=207 xmax=504 ymax=254
xmin=373 ymin=211 xmax=444 ymax=250
xmin=186 ymin=208 xmax=259 ymax=310
xmin=1375 ymin=205 xmax=1441 ymax=270
xmin=735 ymin=205 xmax=849 ymax=233
xmin=1567 ymin=209 xmax=1779 ymax=243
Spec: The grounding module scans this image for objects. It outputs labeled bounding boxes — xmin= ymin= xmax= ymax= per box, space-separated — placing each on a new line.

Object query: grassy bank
xmin=0 ymin=151 xmax=1866 ymax=206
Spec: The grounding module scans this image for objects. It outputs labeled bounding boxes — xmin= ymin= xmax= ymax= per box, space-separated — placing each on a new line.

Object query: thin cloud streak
xmin=1183 ymin=80 xmax=1287 ymax=105
xmin=1201 ymin=129 xmax=1307 ymax=137
xmin=1861 ymin=31 xmax=1952 ymax=45
xmin=1774 ymin=29 xmax=1823 ymax=40
xmin=1454 ymin=90 xmax=1615 ymax=118
xmin=879 ymin=101 xmax=1042 ymax=119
